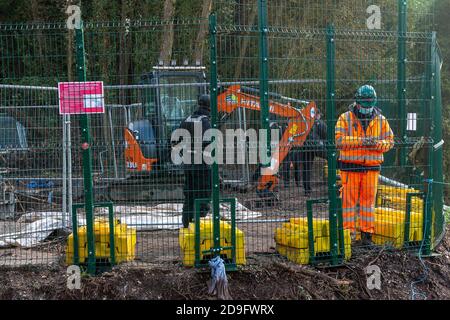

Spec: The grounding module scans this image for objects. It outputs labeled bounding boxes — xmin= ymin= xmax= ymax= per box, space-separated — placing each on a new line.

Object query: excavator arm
xmin=216 ymin=85 xmax=317 ymax=196
xmin=122 ymin=83 xmax=318 ymax=203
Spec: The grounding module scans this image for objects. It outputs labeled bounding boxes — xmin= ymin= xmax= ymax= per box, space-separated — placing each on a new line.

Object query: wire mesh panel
xmin=0 ymin=0 xmax=444 ymax=269
xmin=211 ymin=1 xmax=442 ymax=265
xmin=0 ymin=23 xmax=73 ymax=266
xmin=332 ymin=29 xmax=435 ymax=257
xmin=213 ymin=23 xmax=330 ymax=257
xmin=80 ymin=19 xmax=213 ymax=265
xmin=213 ymin=0 xmax=435 ymax=31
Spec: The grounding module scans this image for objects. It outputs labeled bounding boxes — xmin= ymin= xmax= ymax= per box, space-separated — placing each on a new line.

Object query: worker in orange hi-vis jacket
xmin=335 ymin=85 xmax=394 ymax=246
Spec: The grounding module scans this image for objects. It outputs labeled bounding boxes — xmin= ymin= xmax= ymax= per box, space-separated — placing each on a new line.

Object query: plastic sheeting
xmin=0 ymin=202 xmax=262 ymax=248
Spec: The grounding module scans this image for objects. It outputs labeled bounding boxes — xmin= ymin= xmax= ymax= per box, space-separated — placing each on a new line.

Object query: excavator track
xmin=108 ymin=172 xmax=184 ymax=203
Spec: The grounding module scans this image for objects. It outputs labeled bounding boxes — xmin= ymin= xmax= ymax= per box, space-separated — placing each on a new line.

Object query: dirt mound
xmin=0 ymin=227 xmax=449 ymax=300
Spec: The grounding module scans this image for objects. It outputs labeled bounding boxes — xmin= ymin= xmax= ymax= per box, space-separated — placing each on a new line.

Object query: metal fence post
xmin=398 ymin=0 xmax=408 ymax=166
xmin=75 ymin=23 xmax=96 ymax=275
xmin=209 ymin=13 xmax=221 ymax=256
xmin=422 ymin=183 xmax=433 ymax=255
xmin=404 ymin=192 xmax=423 ymax=246
xmin=430 ymin=32 xmax=444 ymax=247
xmin=257 ymin=0 xmax=271 ymax=165
xmin=326 ymin=24 xmax=339 ymax=266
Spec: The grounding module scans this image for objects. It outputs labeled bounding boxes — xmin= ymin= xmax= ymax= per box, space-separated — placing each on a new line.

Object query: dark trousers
xmin=281 ymin=149 xmax=316 ymax=195
xmin=182 ymin=166 xmax=212 ymax=228
xmin=281 ymin=152 xmax=301 ymax=187
xmin=299 ymin=150 xmax=314 ymax=195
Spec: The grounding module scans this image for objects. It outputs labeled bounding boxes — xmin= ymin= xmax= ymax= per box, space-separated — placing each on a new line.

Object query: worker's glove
xmin=375 ymin=140 xmax=391 ymax=152
xmin=362 ymin=137 xmax=378 ymax=147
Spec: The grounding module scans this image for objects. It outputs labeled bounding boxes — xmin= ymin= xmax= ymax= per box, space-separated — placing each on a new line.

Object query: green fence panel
xmin=0 ymin=1 xmax=445 ymax=269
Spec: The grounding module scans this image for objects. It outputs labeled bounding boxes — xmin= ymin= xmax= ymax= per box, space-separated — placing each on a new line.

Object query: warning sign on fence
xmin=58 ymin=81 xmax=105 ymax=115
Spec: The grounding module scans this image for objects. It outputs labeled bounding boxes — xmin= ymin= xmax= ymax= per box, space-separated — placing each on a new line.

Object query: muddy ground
xmin=0 ymin=225 xmax=449 ymax=300
xmin=0 ymin=161 xmax=448 ymax=300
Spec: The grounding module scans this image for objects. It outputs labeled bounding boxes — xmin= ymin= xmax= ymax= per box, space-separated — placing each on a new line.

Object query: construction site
xmin=0 ymin=0 xmax=449 ymax=301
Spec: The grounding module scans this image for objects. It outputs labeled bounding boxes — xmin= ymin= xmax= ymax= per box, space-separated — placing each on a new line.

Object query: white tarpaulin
xmin=0 ymin=202 xmax=262 ymax=248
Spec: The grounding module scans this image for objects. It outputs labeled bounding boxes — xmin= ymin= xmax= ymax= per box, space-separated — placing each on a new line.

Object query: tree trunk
xmin=234 ymin=1 xmax=257 ymax=79
xmin=30 ymin=0 xmax=45 ymax=75
xmin=118 ymin=0 xmax=133 ymax=105
xmin=159 ymin=0 xmax=176 ymax=64
xmin=192 ymin=0 xmax=212 ymax=65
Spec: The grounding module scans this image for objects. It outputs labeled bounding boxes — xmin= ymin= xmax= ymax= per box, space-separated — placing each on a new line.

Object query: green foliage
xmin=434 ymin=0 xmax=450 ymax=200
xmin=0 ymin=0 xmax=447 ymax=186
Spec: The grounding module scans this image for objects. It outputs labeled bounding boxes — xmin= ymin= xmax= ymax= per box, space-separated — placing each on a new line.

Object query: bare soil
xmin=0 ymin=161 xmax=448 ymax=300
xmin=0 ymin=226 xmax=449 ymax=300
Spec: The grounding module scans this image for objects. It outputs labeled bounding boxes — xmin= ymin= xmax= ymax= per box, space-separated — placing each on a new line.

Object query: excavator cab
xmin=125 ymin=66 xmax=207 ymax=173
xmin=111 ymin=66 xmax=208 ymax=202
xmin=0 ymin=115 xmax=28 ymax=152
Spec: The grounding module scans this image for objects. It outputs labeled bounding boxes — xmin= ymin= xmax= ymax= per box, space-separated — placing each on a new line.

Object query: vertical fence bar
xmin=194 ymin=199 xmax=201 ymax=266
xmin=68 ymin=115 xmax=73 ymax=230
xmin=404 ymin=192 xmax=422 ymax=245
xmin=71 ymin=205 xmax=83 ymax=265
xmin=62 ymin=114 xmax=67 ymax=228
xmin=75 ymin=23 xmax=96 ymax=275
xmin=423 ymin=184 xmax=433 ymax=255
xmin=257 ymin=0 xmax=271 ymax=165
xmin=337 ymin=197 xmax=345 ymax=259
xmin=430 ymin=31 xmax=444 ymax=247
xmin=230 ymin=199 xmax=236 ymax=264
xmin=306 ymin=200 xmax=316 ymax=264
xmin=326 ymin=24 xmax=339 ymax=265
xmin=398 ymin=0 xmax=408 ymax=166
xmin=209 ymin=13 xmax=221 ymax=256
xmin=107 ymin=203 xmax=116 ymax=266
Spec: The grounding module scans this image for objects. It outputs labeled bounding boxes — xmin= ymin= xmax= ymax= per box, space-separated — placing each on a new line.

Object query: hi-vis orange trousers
xmin=340 ymin=170 xmax=379 ymax=234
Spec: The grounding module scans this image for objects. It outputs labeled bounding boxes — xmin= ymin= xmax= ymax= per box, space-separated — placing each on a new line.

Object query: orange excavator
xmin=109 ymin=66 xmax=317 ymax=203
xmin=216 ymin=85 xmax=317 ymax=201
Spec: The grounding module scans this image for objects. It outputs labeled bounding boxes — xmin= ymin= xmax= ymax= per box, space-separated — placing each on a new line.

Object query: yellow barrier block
xmin=373 ymin=207 xmax=423 ymax=248
xmin=179 ymin=219 xmax=246 ymax=267
xmin=289 ymin=217 xmax=330 ymax=237
xmin=375 ymin=207 xmax=423 ymax=225
xmin=377 ymin=185 xmax=419 ymax=197
xmin=275 ymin=219 xmax=351 ymax=265
xmin=376 ymin=184 xmax=424 ymax=215
xmin=276 ymin=244 xmax=310 ymax=265
xmin=275 ymin=224 xmax=329 ymax=251
xmin=378 ymin=195 xmax=423 ymax=213
xmin=66 ymin=219 xmax=137 ymax=265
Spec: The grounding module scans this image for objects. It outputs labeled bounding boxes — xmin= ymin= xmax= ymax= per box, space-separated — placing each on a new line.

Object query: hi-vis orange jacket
xmin=335 ymin=104 xmax=394 ymax=167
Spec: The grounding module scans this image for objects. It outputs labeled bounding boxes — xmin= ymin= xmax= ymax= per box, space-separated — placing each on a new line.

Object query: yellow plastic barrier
xmin=376 ymin=185 xmax=423 ymax=210
xmin=374 ymin=182 xmax=436 ymax=248
xmin=275 ymin=218 xmax=351 ymax=265
xmin=66 ymin=219 xmax=137 ymax=265
xmin=377 ymin=185 xmax=419 ymax=197
xmin=179 ymin=219 xmax=246 ymax=267
xmin=373 ymin=207 xmax=423 ymax=248
xmin=377 ymin=194 xmax=424 ymax=213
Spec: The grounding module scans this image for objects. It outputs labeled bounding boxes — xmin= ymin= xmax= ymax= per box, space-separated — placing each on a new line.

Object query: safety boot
xmin=351 ymin=232 xmax=362 ymax=246
xmin=361 ymin=232 xmax=374 ymax=247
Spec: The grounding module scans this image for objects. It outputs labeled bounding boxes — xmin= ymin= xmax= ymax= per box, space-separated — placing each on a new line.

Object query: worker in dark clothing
xmin=277 ymin=122 xmax=295 ymax=188
xmin=179 ymin=94 xmax=212 ymax=228
xmin=298 ymin=115 xmax=327 ymax=196
xmin=281 ymin=115 xmax=327 ymax=195
xmin=280 ymin=149 xmax=299 ymax=188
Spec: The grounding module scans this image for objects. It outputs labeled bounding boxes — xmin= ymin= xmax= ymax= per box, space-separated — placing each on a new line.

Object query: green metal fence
xmin=0 ymin=0 xmax=444 ymax=272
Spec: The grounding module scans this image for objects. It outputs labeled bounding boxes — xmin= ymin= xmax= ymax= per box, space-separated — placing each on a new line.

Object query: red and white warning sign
xmin=58 ymin=81 xmax=105 ymax=115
